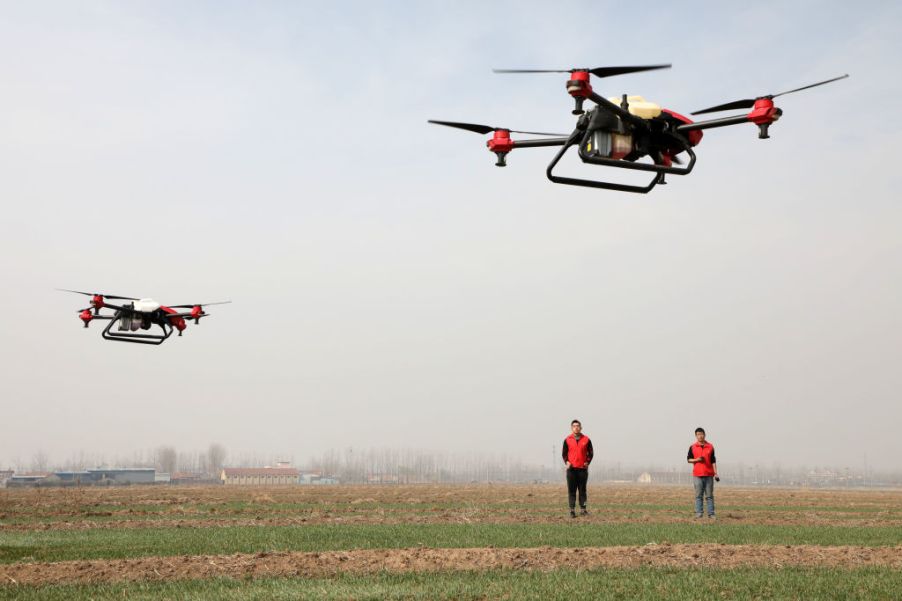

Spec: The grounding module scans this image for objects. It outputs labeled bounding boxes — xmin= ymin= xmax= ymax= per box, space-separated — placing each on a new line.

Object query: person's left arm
xmin=586 ymin=439 xmax=594 ymax=465
xmin=711 ymin=448 xmax=717 ymax=476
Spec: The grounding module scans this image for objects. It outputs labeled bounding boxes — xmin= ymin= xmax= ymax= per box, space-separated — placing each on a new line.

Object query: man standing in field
xmin=562 ymin=419 xmax=594 ymax=518
xmin=687 ymin=427 xmax=718 ymax=519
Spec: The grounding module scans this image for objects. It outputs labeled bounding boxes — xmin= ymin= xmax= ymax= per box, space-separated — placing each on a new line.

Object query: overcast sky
xmin=1 ymin=1 xmax=900 ymax=472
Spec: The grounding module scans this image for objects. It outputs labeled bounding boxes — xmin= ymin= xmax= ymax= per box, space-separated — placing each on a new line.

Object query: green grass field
xmin=1 ymin=484 xmax=899 ymax=600
xmin=2 ymin=568 xmax=901 ymax=601
xmin=2 ymin=522 xmax=901 ymax=563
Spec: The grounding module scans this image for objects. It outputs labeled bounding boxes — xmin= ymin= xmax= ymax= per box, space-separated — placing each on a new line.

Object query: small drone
xmin=59 ymin=289 xmax=230 ymax=345
xmin=429 ymin=65 xmax=848 ymax=193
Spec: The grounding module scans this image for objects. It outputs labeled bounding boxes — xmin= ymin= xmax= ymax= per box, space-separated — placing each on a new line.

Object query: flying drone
xmin=429 ymin=65 xmax=848 ymax=193
xmin=59 ymin=289 xmax=230 ymax=345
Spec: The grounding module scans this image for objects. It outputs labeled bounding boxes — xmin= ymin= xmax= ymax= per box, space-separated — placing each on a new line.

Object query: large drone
xmin=429 ymin=65 xmax=848 ymax=193
xmin=59 ymin=289 xmax=230 ymax=345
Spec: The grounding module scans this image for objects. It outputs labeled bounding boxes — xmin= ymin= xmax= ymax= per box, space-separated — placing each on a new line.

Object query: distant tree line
xmin=6 ymin=445 xmax=902 ymax=487
xmin=11 ymin=443 xmax=229 ymax=477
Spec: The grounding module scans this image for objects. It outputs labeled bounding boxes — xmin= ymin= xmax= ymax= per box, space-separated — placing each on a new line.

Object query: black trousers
xmin=566 ymin=467 xmax=588 ymax=509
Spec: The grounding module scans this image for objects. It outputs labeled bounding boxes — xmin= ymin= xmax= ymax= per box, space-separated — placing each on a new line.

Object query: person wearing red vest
xmin=687 ymin=427 xmax=719 ymax=518
xmin=562 ymin=419 xmax=594 ymax=518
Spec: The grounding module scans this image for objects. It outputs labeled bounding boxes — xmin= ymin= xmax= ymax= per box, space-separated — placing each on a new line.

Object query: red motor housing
xmin=566 ymin=70 xmax=592 ymax=97
xmin=79 ymin=309 xmax=93 ymax=327
xmin=747 ymin=97 xmax=780 ymax=124
xmin=486 ymin=129 xmax=513 ymax=154
xmin=747 ymin=98 xmax=782 ymax=139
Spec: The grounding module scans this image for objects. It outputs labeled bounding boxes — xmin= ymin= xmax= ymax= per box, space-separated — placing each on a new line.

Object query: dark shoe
xmin=580 ymin=509 xmax=589 ymax=516
xmin=569 ymin=510 xmax=576 ymax=518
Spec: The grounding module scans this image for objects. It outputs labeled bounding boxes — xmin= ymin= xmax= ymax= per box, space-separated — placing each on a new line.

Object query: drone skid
xmin=542 ymin=126 xmax=697 ymax=193
xmin=100 ymin=314 xmax=174 ymax=346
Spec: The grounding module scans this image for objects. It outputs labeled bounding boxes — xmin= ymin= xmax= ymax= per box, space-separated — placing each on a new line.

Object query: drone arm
xmin=676 ymin=114 xmax=751 ymax=133
xmin=97 ymin=301 xmax=126 ymax=312
xmin=511 ymin=137 xmax=570 ymax=149
xmin=164 ymin=312 xmax=209 ymax=320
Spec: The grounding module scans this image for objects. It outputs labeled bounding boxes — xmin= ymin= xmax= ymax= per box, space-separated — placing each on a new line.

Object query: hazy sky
xmin=1 ymin=1 xmax=900 ymax=472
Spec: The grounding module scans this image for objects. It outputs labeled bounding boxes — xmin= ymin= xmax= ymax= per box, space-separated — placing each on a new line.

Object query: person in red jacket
xmin=562 ymin=419 xmax=594 ymax=518
xmin=687 ymin=427 xmax=719 ymax=518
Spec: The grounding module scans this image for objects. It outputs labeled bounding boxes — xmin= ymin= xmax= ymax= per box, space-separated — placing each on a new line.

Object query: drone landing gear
xmin=545 ymin=133 xmax=696 ymax=194
xmin=101 ymin=316 xmax=173 ymax=345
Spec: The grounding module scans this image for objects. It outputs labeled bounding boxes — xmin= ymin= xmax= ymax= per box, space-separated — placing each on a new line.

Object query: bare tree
xmin=30 ymin=450 xmax=49 ymax=473
xmin=207 ymin=443 xmax=226 ymax=477
xmin=155 ymin=446 xmax=177 ymax=475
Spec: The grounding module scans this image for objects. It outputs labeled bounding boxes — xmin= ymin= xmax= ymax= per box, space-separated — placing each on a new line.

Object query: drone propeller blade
xmin=589 ymin=64 xmax=671 ymax=78
xmin=771 ymin=74 xmax=849 ymax=98
xmin=493 ymin=69 xmax=570 ymax=73
xmin=56 ymin=288 xmax=139 ymax=300
xmin=168 ymin=301 xmax=232 ymax=309
xmin=691 ymin=99 xmax=756 ymax=115
xmin=493 ymin=64 xmax=671 ymax=78
xmin=692 ymin=74 xmax=849 ymax=115
xmin=428 ymin=120 xmax=565 ymax=137
xmin=428 ymin=120 xmax=495 ymax=134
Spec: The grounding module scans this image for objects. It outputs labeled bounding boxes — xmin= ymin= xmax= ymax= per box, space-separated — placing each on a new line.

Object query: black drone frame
xmin=432 ymin=68 xmax=848 ymax=194
xmin=60 ymin=289 xmax=229 ymax=346
xmin=89 ymin=311 xmax=174 ymax=345
xmin=510 ymin=92 xmax=704 ymax=194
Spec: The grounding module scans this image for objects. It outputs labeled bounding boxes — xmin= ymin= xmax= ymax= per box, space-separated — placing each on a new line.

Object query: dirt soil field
xmin=2 ymin=543 xmax=900 ymax=586
xmin=2 ymin=484 xmax=900 ymax=531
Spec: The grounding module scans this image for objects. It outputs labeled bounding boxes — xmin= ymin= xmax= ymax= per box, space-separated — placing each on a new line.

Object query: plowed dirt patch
xmin=2 ymin=544 xmax=899 ymax=586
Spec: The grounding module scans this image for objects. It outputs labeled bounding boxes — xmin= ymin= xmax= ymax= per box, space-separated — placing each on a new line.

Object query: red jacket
xmin=562 ymin=434 xmax=594 ymax=469
xmin=687 ymin=441 xmax=716 ymax=477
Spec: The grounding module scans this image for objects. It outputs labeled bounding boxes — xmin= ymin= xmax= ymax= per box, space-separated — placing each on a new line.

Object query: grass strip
xmin=0 ymin=567 xmax=899 ymax=601
xmin=2 ymin=522 xmax=900 ymax=563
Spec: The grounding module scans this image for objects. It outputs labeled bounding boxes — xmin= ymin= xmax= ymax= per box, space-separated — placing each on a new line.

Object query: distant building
xmin=170 ymin=472 xmax=208 ymax=485
xmin=221 ymin=467 xmax=299 ymax=486
xmin=8 ymin=473 xmax=49 ymax=487
xmin=55 ymin=471 xmax=91 ymax=484
xmin=366 ymin=473 xmax=400 ymax=484
xmin=155 ymin=472 xmax=171 ymax=484
xmin=637 ymin=472 xmax=653 ymax=484
xmin=0 ymin=470 xmax=13 ymax=487
xmin=86 ymin=468 xmax=155 ymax=485
xmin=301 ymin=472 xmax=340 ymax=485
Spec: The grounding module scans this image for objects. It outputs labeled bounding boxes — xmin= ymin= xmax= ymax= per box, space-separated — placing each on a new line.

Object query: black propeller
xmin=427 ymin=120 xmax=565 ymax=136
xmin=493 ymin=64 xmax=671 ymax=78
xmin=168 ymin=301 xmax=232 ymax=309
xmin=57 ymin=288 xmax=138 ymax=300
xmin=692 ymin=74 xmax=849 ymax=115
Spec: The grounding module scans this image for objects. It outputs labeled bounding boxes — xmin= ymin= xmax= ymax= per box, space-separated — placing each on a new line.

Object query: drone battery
xmin=587 ymin=131 xmax=632 ymax=160
xmin=588 ymin=130 xmax=612 ymax=157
